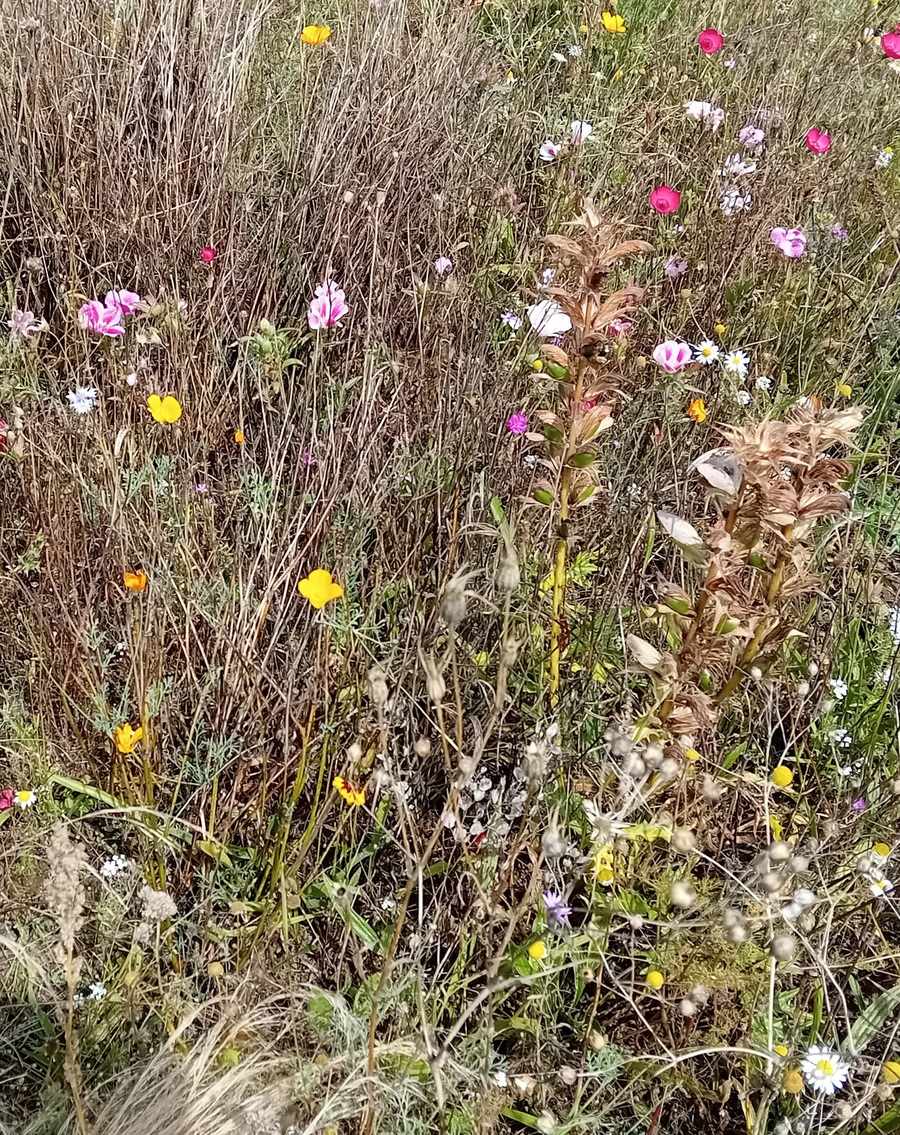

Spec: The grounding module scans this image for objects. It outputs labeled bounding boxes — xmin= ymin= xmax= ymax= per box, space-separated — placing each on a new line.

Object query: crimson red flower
xmin=883 ymin=31 xmax=900 ymax=59
xmin=805 ymin=128 xmax=831 ymax=154
xmin=0 ymin=420 xmax=6 ymax=452
xmin=200 ymin=246 xmax=216 ymax=263
xmin=649 ymin=185 xmax=681 ymax=214
xmin=697 ymin=27 xmax=723 ymax=53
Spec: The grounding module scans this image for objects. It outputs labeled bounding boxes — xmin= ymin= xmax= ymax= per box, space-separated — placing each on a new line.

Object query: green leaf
xmin=501 ymin=1110 xmax=540 ymax=1129
xmin=489 ymin=496 xmax=506 ymax=525
xmin=533 ymin=488 xmax=553 ymax=506
xmin=197 ymin=839 xmax=233 ymax=868
xmin=543 ymin=424 xmax=564 ymax=444
xmin=570 ymin=451 xmax=596 ymax=468
xmin=843 ymin=985 xmax=900 ymax=1054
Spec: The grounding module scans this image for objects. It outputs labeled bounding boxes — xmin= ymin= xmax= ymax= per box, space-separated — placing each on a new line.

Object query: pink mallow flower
xmin=608 ymin=317 xmax=633 ymax=337
xmin=652 ymin=340 xmax=692 ymax=372
xmin=0 ymin=788 xmax=14 ymax=811
xmin=739 ymin=124 xmax=765 ymax=150
xmin=507 ymin=412 xmax=528 ymax=435
xmin=650 ymin=185 xmax=681 ymax=214
xmin=78 ymin=299 xmax=125 ymax=337
xmin=805 ymin=128 xmax=831 ymax=154
xmin=105 ymin=290 xmax=142 ymax=316
xmin=308 ymin=280 xmax=349 ymax=330
xmin=770 ymin=227 xmax=807 ymax=259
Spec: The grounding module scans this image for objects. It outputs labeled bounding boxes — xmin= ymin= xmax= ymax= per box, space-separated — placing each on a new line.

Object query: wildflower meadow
xmin=2 ymin=0 xmax=900 ymax=1132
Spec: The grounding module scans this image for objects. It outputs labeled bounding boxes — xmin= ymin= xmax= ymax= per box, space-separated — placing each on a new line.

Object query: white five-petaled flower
xmin=683 ymin=100 xmax=725 ymax=130
xmin=527 ymin=299 xmax=572 ymax=337
xmin=570 ymin=119 xmax=593 ymax=145
xmin=800 ymin=1046 xmax=850 ymax=1095
xmin=720 ymin=188 xmax=753 ymax=215
xmin=723 ymin=350 xmax=751 ymax=378
xmin=67 ymin=386 xmax=98 ymax=415
xmin=694 ymin=340 xmax=719 ymax=365
xmin=14 ymin=789 xmax=36 ymax=808
xmin=539 ymin=140 xmax=560 ymax=162
xmin=434 ymin=255 xmax=453 ymax=277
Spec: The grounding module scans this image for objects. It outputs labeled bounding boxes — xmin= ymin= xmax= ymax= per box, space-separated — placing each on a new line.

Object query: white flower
xmin=889 ymin=607 xmax=900 ymax=644
xmin=570 ymin=119 xmax=593 ymax=145
xmin=828 ymin=678 xmax=848 ymax=700
xmin=527 ymin=299 xmax=572 ymax=337
xmin=567 ymin=44 xmax=583 ymax=57
xmin=739 ymin=124 xmax=766 ymax=149
xmin=875 ymin=148 xmax=895 ymax=169
xmin=879 ymin=665 xmax=895 ymax=684
xmin=100 ymin=854 xmax=131 ymax=878
xmin=434 ymin=255 xmax=453 ymax=277
xmin=492 ymin=1070 xmax=509 ymax=1088
xmin=67 ymin=386 xmax=98 ymax=415
xmin=734 ymin=389 xmax=751 ymax=406
xmin=539 ymin=140 xmax=560 ymax=162
xmin=540 ymin=268 xmax=555 ymax=285
xmin=87 ymin=982 xmax=107 ymax=1000
xmin=723 ymin=350 xmax=751 ymax=378
xmin=754 ymin=375 xmax=772 ymax=390
xmin=683 ymin=100 xmax=725 ymax=130
xmin=551 ymin=51 xmax=567 ymax=63
xmin=723 ymin=57 xmax=736 ymax=69
xmin=14 ymin=789 xmax=36 ymax=808
xmin=719 ymin=153 xmax=757 ymax=178
xmin=501 ymin=311 xmax=522 ymax=331
xmin=7 ymin=309 xmax=46 ymax=337
xmin=720 ymin=188 xmax=753 ymax=215
xmin=800 ymin=1046 xmax=850 ymax=1095
xmin=830 ymin=727 xmax=852 ymax=748
xmin=694 ymin=340 xmax=719 ymax=365
xmin=871 ymin=874 xmax=894 ymax=898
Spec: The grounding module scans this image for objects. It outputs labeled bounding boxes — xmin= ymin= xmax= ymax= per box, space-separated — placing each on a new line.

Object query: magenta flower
xmin=78 ymin=299 xmax=125 ymax=337
xmin=650 ymin=185 xmax=681 ymax=214
xmin=608 ymin=317 xmax=633 ymax=337
xmin=105 ymin=289 xmax=142 ymax=316
xmin=507 ymin=412 xmax=528 ymax=435
xmin=770 ymin=227 xmax=807 ymax=259
xmin=0 ymin=787 xmax=13 ymax=811
xmin=308 ymin=280 xmax=349 ymax=330
xmin=805 ymin=127 xmax=831 ymax=154
xmin=652 ymin=340 xmax=692 ymax=372
xmin=665 ymin=255 xmax=688 ymax=278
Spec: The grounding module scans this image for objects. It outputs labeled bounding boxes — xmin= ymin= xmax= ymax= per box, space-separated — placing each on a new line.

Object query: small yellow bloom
xmin=208 ymin=961 xmax=225 ymax=977
xmin=532 ymin=359 xmax=544 ymax=372
xmin=333 ymin=775 xmax=365 ymax=807
xmin=123 ymin=570 xmax=148 ymax=592
xmin=714 ymin=322 xmax=727 ymax=335
xmin=684 ymin=747 xmax=700 ymax=762
xmin=234 ymin=428 xmax=246 ymax=444
xmin=874 ymin=842 xmax=891 ymax=857
xmin=646 ymin=970 xmax=664 ymax=990
xmin=687 ymin=398 xmax=707 ymax=424
xmin=601 ymin=11 xmax=626 ymax=32
xmin=147 ymin=394 xmax=183 ymax=424
xmin=883 ymin=1060 xmax=900 ymax=1084
xmin=613 ymin=68 xmax=624 ymax=80
xmin=783 ymin=1067 xmax=803 ymax=1094
xmin=301 ymin=24 xmax=331 ymax=45
xmin=528 ymin=940 xmax=546 ymax=960
xmin=837 ymin=382 xmax=852 ymax=397
xmin=298 ymin=569 xmax=344 ymax=609
xmin=774 ymin=1044 xmax=789 ymax=1057
xmin=114 ymin=723 xmax=143 ymax=754
xmin=771 ymin=765 xmax=794 ymax=788
xmin=579 ymin=23 xmax=589 ymax=32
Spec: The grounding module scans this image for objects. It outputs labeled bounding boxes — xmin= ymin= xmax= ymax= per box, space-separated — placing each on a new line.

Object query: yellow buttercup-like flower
xmin=115 ymin=723 xmax=144 ymax=754
xmin=528 ymin=940 xmax=546 ymax=960
xmin=601 ymin=11 xmax=626 ymax=32
xmin=333 ymin=775 xmax=365 ymax=806
xmin=772 ymin=765 xmax=794 ymax=788
xmin=147 ymin=394 xmax=183 ymax=424
xmin=298 ymin=569 xmax=344 ymax=609
xmin=123 ymin=570 xmax=148 ymax=592
xmin=301 ymin=24 xmax=331 ymax=45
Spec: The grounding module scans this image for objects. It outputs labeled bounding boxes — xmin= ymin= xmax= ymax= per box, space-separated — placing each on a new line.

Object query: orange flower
xmin=333 ymin=775 xmax=365 ymax=806
xmin=123 ymin=571 xmax=148 ymax=592
xmin=114 ymin=723 xmax=143 ymax=754
xmin=301 ymin=24 xmax=331 ymax=44
xmin=234 ymin=428 xmax=245 ymax=444
xmin=687 ymin=398 xmax=707 ymax=423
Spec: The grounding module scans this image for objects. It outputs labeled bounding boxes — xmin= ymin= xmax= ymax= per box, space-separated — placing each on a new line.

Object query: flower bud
xmin=495 ymin=548 xmax=521 ymax=594
xmin=439 ymin=576 xmax=468 ymax=628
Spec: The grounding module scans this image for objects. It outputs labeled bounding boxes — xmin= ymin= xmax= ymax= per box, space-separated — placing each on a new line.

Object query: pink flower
xmin=665 ymin=255 xmax=688 ymax=277
xmin=770 ymin=227 xmax=807 ymax=259
xmin=805 ymin=128 xmax=831 ymax=154
xmin=608 ymin=317 xmax=633 ymax=337
xmin=652 ymin=340 xmax=692 ymax=372
xmin=882 ymin=31 xmax=900 ymax=59
xmin=0 ymin=787 xmax=13 ymax=811
xmin=0 ymin=420 xmax=6 ymax=452
xmin=739 ymin=124 xmax=765 ymax=149
xmin=434 ymin=255 xmax=453 ymax=277
xmin=200 ymin=246 xmax=217 ymax=263
xmin=697 ymin=27 xmax=723 ymax=53
xmin=105 ymin=290 xmax=142 ymax=316
xmin=650 ymin=185 xmax=680 ymax=214
xmin=507 ymin=412 xmax=528 ymax=435
xmin=307 ymin=280 xmax=349 ymax=330
xmin=570 ymin=120 xmax=593 ymax=145
xmin=78 ymin=299 xmax=125 ymax=337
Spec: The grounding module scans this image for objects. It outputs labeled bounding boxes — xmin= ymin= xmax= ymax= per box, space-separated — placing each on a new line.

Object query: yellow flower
xmin=298 ymin=569 xmax=344 ymax=609
xmin=771 ymin=765 xmax=794 ymax=788
xmin=115 ymin=723 xmax=143 ymax=754
xmin=333 ymin=775 xmax=365 ymax=806
xmin=783 ymin=1067 xmax=803 ymax=1094
xmin=613 ymin=68 xmax=624 ymax=80
xmin=532 ymin=359 xmax=544 ymax=372
xmin=774 ymin=1044 xmax=789 ymax=1057
xmin=528 ymin=940 xmax=546 ymax=960
xmin=147 ymin=394 xmax=183 ymax=424
xmin=684 ymin=747 xmax=700 ymax=762
xmin=837 ymin=382 xmax=852 ymax=397
xmin=579 ymin=22 xmax=589 ymax=32
xmin=646 ymin=970 xmax=664 ymax=990
xmin=714 ymin=322 xmax=727 ymax=335
xmin=234 ymin=428 xmax=246 ymax=444
xmin=123 ymin=570 xmax=148 ymax=592
xmin=874 ymin=842 xmax=891 ymax=857
xmin=687 ymin=398 xmax=707 ymax=424
xmin=301 ymin=24 xmax=331 ymax=44
xmin=883 ymin=1061 xmax=900 ymax=1084
xmin=601 ymin=11 xmax=626 ymax=32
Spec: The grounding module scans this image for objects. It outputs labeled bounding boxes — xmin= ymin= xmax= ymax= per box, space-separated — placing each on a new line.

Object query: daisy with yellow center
xmin=800 ymin=1045 xmax=850 ymax=1094
xmin=14 ymin=789 xmax=36 ymax=808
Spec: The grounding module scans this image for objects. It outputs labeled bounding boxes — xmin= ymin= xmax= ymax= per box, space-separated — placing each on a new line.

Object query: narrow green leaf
xmin=843 ymin=985 xmax=900 ymax=1054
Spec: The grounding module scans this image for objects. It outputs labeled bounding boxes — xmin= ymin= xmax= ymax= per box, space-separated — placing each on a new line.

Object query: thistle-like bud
xmin=422 ymin=655 xmax=446 ymax=705
xmin=439 ymin=571 xmax=471 ymax=628
xmin=495 ymin=547 xmax=521 ymax=594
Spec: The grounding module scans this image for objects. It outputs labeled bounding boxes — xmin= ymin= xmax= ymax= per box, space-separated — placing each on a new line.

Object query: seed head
xmin=768 ymin=840 xmax=792 ymax=862
xmin=495 ymin=548 xmax=521 ymax=594
xmin=770 ymin=933 xmax=796 ymax=961
xmin=670 ymin=879 xmax=697 ymax=908
xmin=422 ymin=654 xmax=446 ymax=704
xmin=678 ymin=998 xmax=697 ymax=1017
xmin=671 ymin=827 xmax=696 ymax=853
xmin=414 ymin=738 xmax=432 ymax=758
xmin=367 ymin=665 xmax=389 ymax=708
xmin=439 ymin=569 xmax=474 ymax=628
xmin=688 ymin=984 xmax=709 ymax=1005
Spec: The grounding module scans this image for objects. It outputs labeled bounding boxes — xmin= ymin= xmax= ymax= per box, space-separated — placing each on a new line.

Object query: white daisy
xmin=875 ymin=148 xmax=895 ymax=169
xmin=723 ymin=350 xmax=751 ymax=378
xmin=14 ymin=789 xmax=36 ymax=808
xmin=67 ymin=386 xmax=98 ymax=414
xmin=694 ymin=340 xmax=719 ymax=365
xmin=567 ymin=44 xmax=583 ymax=57
xmin=800 ymin=1045 xmax=850 ymax=1094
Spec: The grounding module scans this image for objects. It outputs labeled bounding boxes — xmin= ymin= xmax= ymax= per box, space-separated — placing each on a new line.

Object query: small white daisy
xmin=754 ymin=375 xmax=772 ymax=390
xmin=800 ymin=1045 xmax=850 ymax=1095
xmin=875 ymin=148 xmax=895 ymax=169
xmin=67 ymin=386 xmax=98 ymax=415
xmin=694 ymin=340 xmax=719 ymax=365
xmin=14 ymin=789 xmax=36 ymax=808
xmin=828 ymin=678 xmax=848 ymax=700
xmin=723 ymin=350 xmax=751 ymax=378
xmin=734 ymin=389 xmax=751 ymax=406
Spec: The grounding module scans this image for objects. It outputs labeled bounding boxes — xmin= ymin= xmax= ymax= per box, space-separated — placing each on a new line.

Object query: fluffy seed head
xmin=770 ymin=932 xmax=797 ymax=961
xmin=671 ymin=879 xmax=697 ymax=908
xmin=671 ymin=827 xmax=697 ymax=853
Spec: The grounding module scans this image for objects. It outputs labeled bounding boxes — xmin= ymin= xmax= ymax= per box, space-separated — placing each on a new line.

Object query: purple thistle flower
xmin=507 ymin=413 xmax=528 ymax=435
xmin=542 ymin=889 xmax=572 ymax=927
